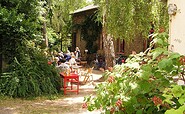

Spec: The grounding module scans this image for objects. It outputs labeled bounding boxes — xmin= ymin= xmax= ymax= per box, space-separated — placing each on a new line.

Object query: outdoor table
xmin=71 ymin=65 xmax=82 ymax=74
xmin=71 ymin=65 xmax=82 ymax=69
xmin=60 ymin=72 xmax=79 ymax=95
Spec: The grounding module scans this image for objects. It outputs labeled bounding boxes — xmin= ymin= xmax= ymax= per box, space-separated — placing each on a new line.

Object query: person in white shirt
xmin=69 ymin=54 xmax=77 ymax=66
xmin=75 ymin=47 xmax=81 ymax=62
xmin=56 ymin=58 xmax=70 ymax=73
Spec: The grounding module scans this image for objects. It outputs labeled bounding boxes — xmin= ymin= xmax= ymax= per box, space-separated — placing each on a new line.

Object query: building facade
xmin=168 ymin=0 xmax=185 ymax=55
xmin=71 ymin=5 xmax=146 ymax=61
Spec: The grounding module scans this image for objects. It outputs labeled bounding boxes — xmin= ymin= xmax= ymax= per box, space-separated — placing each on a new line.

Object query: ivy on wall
xmin=81 ymin=13 xmax=102 ymax=53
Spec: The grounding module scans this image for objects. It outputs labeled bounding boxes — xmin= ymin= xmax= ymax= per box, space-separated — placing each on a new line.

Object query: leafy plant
xmin=81 ymin=13 xmax=102 ymax=53
xmin=94 ymin=0 xmax=169 ymax=41
xmin=0 ymin=0 xmax=91 ymax=98
xmin=163 ymin=85 xmax=185 ymax=114
xmin=0 ymin=0 xmax=62 ymax=98
xmin=0 ymin=40 xmax=61 ymax=98
xmin=83 ymin=32 xmax=185 ymax=113
xmin=0 ymin=1 xmax=41 ymax=64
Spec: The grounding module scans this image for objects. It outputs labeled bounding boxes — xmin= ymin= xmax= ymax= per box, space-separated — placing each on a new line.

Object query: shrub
xmin=0 ymin=40 xmax=61 ymax=98
xmin=84 ymin=33 xmax=185 ymax=114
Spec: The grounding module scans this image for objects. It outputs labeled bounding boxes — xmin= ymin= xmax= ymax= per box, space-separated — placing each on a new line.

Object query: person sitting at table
xmin=58 ymin=51 xmax=64 ymax=60
xmin=56 ymin=58 xmax=71 ymax=88
xmin=75 ymin=47 xmax=81 ymax=62
xmin=64 ymin=50 xmax=71 ymax=61
xmin=69 ymin=54 xmax=77 ymax=66
xmin=56 ymin=58 xmax=70 ymax=73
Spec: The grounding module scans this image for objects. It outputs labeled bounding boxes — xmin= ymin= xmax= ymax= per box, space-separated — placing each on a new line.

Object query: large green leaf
xmin=165 ymin=105 xmax=185 ymax=114
xmin=158 ymin=58 xmax=173 ymax=70
xmin=151 ymin=48 xmax=165 ymax=60
xmin=171 ymin=85 xmax=184 ymax=98
xmin=178 ymin=94 xmax=185 ymax=105
xmin=141 ymin=64 xmax=152 ymax=72
xmin=138 ymin=81 xmax=152 ymax=93
xmin=169 ymin=53 xmax=181 ymax=59
xmin=136 ymin=110 xmax=143 ymax=114
xmin=141 ymin=71 xmax=151 ymax=80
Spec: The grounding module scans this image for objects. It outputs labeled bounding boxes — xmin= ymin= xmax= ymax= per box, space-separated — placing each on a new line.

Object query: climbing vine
xmin=81 ymin=13 xmax=102 ymax=53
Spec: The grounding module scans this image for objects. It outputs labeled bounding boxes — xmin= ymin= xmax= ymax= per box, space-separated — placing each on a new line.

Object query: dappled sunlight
xmin=63 ymin=96 xmax=84 ymax=104
xmin=80 ymin=84 xmax=95 ymax=89
xmin=0 ymin=69 xmax=104 ymax=114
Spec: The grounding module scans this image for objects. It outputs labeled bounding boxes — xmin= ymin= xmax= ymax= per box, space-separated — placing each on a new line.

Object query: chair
xmin=81 ymin=67 xmax=94 ymax=84
xmin=80 ymin=61 xmax=87 ymax=67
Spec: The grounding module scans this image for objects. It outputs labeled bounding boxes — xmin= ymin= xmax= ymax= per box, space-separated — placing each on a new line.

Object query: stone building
xmin=71 ymin=5 xmax=147 ymax=61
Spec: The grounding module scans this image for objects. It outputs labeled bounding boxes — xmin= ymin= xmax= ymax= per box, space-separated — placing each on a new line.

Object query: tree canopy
xmin=94 ymin=0 xmax=168 ymax=41
xmin=0 ymin=0 xmax=169 ymax=98
xmin=0 ymin=0 xmax=89 ymax=98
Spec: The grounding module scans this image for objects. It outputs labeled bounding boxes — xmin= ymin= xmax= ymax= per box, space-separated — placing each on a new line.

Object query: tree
xmin=102 ymin=0 xmax=115 ymax=68
xmin=0 ymin=0 xmax=41 ymax=63
xmin=0 ymin=0 xmax=92 ymax=98
xmin=46 ymin=0 xmax=88 ymax=51
xmin=0 ymin=0 xmax=60 ymax=98
xmin=93 ymin=0 xmax=168 ymax=68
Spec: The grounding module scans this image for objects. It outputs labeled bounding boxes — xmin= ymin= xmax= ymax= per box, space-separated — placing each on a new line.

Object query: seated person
xmin=69 ymin=54 xmax=77 ymax=66
xmin=56 ymin=59 xmax=70 ymax=87
xmin=98 ymin=57 xmax=105 ymax=68
xmin=56 ymin=58 xmax=70 ymax=73
xmin=64 ymin=53 xmax=71 ymax=62
xmin=58 ymin=52 xmax=64 ymax=60
xmin=94 ymin=56 xmax=105 ymax=70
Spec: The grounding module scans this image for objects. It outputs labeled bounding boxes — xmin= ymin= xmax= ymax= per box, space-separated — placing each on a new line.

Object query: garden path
xmin=0 ymin=69 xmax=104 ymax=114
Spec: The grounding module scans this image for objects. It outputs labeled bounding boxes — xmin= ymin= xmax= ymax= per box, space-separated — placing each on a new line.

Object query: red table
xmin=60 ymin=73 xmax=79 ymax=95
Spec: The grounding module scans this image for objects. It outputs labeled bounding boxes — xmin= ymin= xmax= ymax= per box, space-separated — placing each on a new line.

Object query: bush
xmin=83 ymin=33 xmax=185 ymax=114
xmin=0 ymin=40 xmax=61 ymax=98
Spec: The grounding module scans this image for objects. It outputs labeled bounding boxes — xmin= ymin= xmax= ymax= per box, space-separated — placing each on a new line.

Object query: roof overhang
xmin=70 ymin=5 xmax=99 ymax=14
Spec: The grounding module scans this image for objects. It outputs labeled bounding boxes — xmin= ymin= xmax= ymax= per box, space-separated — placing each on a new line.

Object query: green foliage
xmin=94 ymin=0 xmax=168 ymax=41
xmin=84 ymin=33 xmax=185 ymax=113
xmin=163 ymin=85 xmax=185 ymax=114
xmin=0 ymin=1 xmax=41 ymax=63
xmin=46 ymin=27 xmax=60 ymax=49
xmin=81 ymin=13 xmax=102 ymax=53
xmin=46 ymin=0 xmax=88 ymax=51
xmin=0 ymin=0 xmax=61 ymax=98
xmin=0 ymin=40 xmax=61 ymax=98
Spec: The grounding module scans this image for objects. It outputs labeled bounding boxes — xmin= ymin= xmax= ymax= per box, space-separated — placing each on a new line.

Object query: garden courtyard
xmin=1 ymin=0 xmax=185 ymax=114
xmin=0 ymin=69 xmax=104 ymax=114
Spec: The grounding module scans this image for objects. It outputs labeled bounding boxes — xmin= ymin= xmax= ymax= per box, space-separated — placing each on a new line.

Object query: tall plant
xmin=46 ymin=0 xmax=88 ymax=51
xmin=0 ymin=40 xmax=61 ymax=98
xmin=94 ymin=0 xmax=168 ymax=41
xmin=92 ymin=0 xmax=168 ymax=68
xmin=0 ymin=0 xmax=41 ymax=63
xmin=0 ymin=0 xmax=61 ymax=98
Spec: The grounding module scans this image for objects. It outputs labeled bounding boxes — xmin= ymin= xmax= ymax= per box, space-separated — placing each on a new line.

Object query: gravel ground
xmin=0 ymin=69 xmax=104 ymax=114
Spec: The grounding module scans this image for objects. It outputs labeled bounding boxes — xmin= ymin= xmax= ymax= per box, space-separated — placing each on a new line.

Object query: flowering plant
xmin=83 ymin=33 xmax=185 ymax=114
